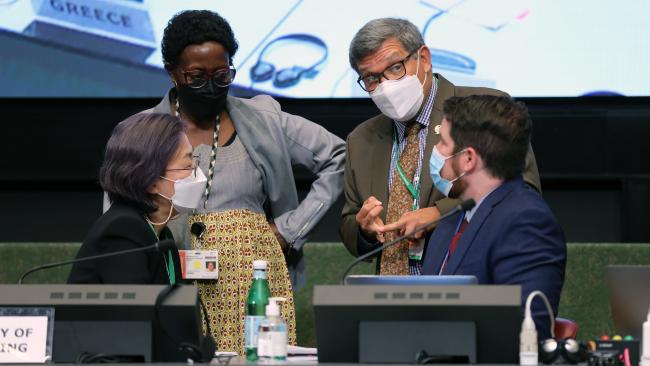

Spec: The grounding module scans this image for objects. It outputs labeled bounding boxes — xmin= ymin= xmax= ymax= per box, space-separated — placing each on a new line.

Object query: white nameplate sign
xmin=0 ymin=315 xmax=49 ymax=363
xmin=31 ymin=0 xmax=155 ymax=44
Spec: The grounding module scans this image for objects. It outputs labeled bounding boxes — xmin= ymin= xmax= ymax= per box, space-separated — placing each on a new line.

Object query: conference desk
xmin=0 ymin=284 xmax=525 ymax=364
xmin=47 ymin=362 xmax=586 ymax=366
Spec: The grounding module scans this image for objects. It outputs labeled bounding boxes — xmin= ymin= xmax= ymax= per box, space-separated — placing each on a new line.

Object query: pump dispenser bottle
xmin=257 ymin=297 xmax=287 ymax=362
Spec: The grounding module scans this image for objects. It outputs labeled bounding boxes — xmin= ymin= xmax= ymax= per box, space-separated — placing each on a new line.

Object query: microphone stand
xmin=18 ymin=239 xmax=175 ymax=284
xmin=341 ymin=199 xmax=475 ymax=284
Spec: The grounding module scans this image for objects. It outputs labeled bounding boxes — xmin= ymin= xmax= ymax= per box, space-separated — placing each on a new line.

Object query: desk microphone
xmin=341 ymin=199 xmax=476 ymax=284
xmin=18 ymin=239 xmax=176 ymax=284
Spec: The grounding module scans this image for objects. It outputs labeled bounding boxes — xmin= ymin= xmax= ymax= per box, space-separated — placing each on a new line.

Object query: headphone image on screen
xmin=249 ymin=33 xmax=328 ymax=88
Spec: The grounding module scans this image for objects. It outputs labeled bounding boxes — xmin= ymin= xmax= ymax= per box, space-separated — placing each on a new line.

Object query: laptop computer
xmin=345 ymin=275 xmax=478 ymax=286
xmin=607 ymin=265 xmax=650 ymax=339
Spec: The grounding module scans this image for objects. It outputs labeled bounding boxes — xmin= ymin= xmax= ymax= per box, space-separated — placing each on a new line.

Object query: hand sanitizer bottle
xmin=257 ymin=297 xmax=287 ymax=362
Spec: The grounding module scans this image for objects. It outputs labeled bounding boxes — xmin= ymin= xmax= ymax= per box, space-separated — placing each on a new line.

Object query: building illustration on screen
xmin=24 ymin=0 xmax=155 ymax=62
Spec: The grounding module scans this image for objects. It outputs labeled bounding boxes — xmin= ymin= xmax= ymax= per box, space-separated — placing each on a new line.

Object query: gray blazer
xmin=150 ymin=91 xmax=346 ymax=288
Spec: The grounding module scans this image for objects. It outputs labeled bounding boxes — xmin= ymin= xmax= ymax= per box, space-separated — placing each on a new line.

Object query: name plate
xmin=31 ymin=0 xmax=154 ymax=44
xmin=0 ymin=308 xmax=54 ymax=364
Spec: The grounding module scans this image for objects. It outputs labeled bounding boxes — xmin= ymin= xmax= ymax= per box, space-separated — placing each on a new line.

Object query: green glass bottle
xmin=245 ymin=260 xmax=270 ymax=361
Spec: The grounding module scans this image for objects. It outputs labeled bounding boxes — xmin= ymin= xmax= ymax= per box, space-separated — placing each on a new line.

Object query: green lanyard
xmin=146 ymin=222 xmax=176 ymax=285
xmin=392 ymin=124 xmax=421 ymax=210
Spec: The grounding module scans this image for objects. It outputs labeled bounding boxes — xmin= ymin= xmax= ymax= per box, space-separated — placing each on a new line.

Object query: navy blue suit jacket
xmin=422 ymin=177 xmax=566 ymax=339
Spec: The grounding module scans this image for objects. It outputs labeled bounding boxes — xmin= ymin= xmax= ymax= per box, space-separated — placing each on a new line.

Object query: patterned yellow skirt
xmin=188 ymin=209 xmax=296 ymax=354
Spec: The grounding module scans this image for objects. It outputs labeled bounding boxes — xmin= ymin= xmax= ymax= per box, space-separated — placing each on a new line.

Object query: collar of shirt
xmin=464 ymin=184 xmax=501 ymax=222
xmin=392 ymin=75 xmax=437 ymax=141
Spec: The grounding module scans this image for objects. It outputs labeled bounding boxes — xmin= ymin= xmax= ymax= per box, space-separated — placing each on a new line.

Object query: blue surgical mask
xmin=429 ymin=146 xmax=466 ymax=197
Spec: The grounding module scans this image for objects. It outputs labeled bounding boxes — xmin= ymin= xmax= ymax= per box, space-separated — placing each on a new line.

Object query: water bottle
xmin=245 ymin=260 xmax=270 ymax=361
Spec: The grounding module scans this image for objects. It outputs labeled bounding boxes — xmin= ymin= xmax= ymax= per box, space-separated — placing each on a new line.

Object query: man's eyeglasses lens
xmin=357 ymin=51 xmax=416 ymax=92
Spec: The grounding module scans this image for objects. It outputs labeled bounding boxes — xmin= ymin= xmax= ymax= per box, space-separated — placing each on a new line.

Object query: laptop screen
xmin=345 ymin=275 xmax=478 ymax=286
xmin=607 ymin=265 xmax=650 ymax=339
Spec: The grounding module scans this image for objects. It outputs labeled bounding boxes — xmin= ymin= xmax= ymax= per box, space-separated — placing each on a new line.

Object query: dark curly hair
xmin=161 ymin=10 xmax=239 ymax=69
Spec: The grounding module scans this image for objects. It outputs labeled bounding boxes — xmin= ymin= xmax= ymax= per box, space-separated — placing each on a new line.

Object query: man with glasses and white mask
xmin=340 ymin=18 xmax=541 ymax=275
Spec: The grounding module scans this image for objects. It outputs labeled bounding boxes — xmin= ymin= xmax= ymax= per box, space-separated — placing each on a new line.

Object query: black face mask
xmin=176 ymin=83 xmax=229 ymax=122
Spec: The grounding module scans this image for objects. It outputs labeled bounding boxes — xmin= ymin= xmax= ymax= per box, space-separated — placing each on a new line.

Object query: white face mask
xmin=159 ymin=167 xmax=207 ymax=214
xmin=370 ymin=51 xmax=427 ymax=122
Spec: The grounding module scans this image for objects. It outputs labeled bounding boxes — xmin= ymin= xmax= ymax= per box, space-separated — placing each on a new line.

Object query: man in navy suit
xmin=421 ymin=95 xmax=566 ymax=339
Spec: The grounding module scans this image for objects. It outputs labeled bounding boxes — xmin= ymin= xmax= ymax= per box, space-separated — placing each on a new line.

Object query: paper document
xmin=287 ymin=345 xmax=317 ymax=355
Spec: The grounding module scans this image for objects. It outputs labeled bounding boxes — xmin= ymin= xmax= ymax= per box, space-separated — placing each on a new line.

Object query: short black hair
xmin=161 ymin=10 xmax=239 ymax=69
xmin=443 ymin=95 xmax=532 ymax=180
xmin=100 ymin=113 xmax=186 ymax=213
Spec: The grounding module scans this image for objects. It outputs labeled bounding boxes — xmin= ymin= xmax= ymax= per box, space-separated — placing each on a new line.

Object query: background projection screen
xmin=0 ymin=0 xmax=648 ymax=98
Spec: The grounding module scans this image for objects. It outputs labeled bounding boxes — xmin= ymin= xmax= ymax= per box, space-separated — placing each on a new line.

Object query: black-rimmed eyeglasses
xmin=181 ymin=66 xmax=237 ymax=89
xmin=357 ymin=50 xmax=418 ymax=92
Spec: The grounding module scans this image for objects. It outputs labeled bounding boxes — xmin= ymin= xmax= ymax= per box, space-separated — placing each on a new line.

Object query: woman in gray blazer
xmin=132 ymin=10 xmax=345 ymax=354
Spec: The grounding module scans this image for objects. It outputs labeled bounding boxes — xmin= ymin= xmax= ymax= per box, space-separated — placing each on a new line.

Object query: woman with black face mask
xmin=122 ymin=10 xmax=346 ymax=354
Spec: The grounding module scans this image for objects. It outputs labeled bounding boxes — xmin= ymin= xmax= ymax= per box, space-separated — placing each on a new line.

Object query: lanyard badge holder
xmin=181 ymin=204 xmax=219 ymax=281
xmin=177 ymin=104 xmax=220 ymax=281
xmin=178 ymin=249 xmax=219 ymax=280
xmin=392 ymin=125 xmax=425 ymax=260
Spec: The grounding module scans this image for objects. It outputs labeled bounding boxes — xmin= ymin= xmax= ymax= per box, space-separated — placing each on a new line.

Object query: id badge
xmin=178 ymin=250 xmax=219 ymax=280
xmin=408 ymin=237 xmax=425 ymax=261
